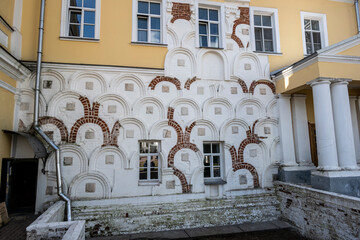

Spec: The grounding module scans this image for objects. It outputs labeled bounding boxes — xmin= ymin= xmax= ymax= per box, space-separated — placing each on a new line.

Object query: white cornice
xmin=0 ymin=47 xmax=31 ymax=81
xmin=329 ymin=0 xmax=354 ymax=3
xmin=0 ymin=79 xmax=16 ymax=94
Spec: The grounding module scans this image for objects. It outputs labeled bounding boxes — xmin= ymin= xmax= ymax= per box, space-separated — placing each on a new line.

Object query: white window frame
xmin=139 ymin=140 xmax=161 ymax=183
xmin=203 ymin=142 xmax=224 ymax=180
xmin=195 ymin=1 xmax=225 ymax=49
xmin=60 ymin=0 xmax=101 ymax=40
xmin=300 ymin=12 xmax=328 ymax=55
xmin=131 ymin=0 xmax=167 ymax=45
xmin=250 ymin=7 xmax=281 ymax=54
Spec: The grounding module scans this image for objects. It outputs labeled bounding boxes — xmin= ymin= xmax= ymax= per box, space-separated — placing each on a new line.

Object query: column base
xmin=278 ymin=166 xmax=316 ymax=185
xmin=311 ymin=171 xmax=360 ymax=197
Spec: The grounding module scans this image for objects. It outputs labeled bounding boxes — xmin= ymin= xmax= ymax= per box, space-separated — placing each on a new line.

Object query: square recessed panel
xmin=246 ymin=107 xmax=253 ymax=115
xmin=66 ymin=102 xmax=76 ymax=111
xmin=264 ymin=127 xmax=271 ymax=134
xmin=63 ymin=157 xmax=73 ymax=166
xmin=146 ymin=106 xmax=153 ymax=114
xmin=198 ymin=128 xmax=205 ymax=136
xmin=239 ymin=175 xmax=247 ymax=185
xmin=242 ymin=28 xmax=249 ymax=35
xmin=231 ymin=87 xmax=238 ymax=94
xmin=177 ymin=59 xmax=185 ymax=66
xmin=45 ymin=186 xmax=53 ymax=195
xmin=232 ymin=126 xmax=239 ymax=134
xmin=181 ymin=153 xmax=189 ymax=161
xmin=250 ymin=149 xmax=257 ymax=158
xmin=43 ymin=80 xmax=53 ymax=89
xmin=166 ymin=181 xmax=175 ymax=189
xmin=244 ymin=63 xmax=251 ymax=70
xmin=125 ymin=83 xmax=134 ymax=91
xmin=108 ymin=105 xmax=117 ymax=113
xmin=181 ymin=107 xmax=189 ymax=116
xmin=85 ymin=81 xmax=94 ymax=90
xmin=85 ymin=183 xmax=96 ymax=193
xmin=126 ymin=130 xmax=134 ymax=138
xmin=197 ymin=87 xmax=204 ymax=95
xmin=105 ymin=155 xmax=114 ymax=165
xmin=214 ymin=107 xmax=222 ymax=115
xmin=163 ymin=129 xmax=171 ymax=138
xmin=162 ymin=85 xmax=170 ymax=93
xmin=85 ymin=131 xmax=95 ymax=139
xmin=20 ymin=102 xmax=30 ymax=111
xmin=260 ymin=88 xmax=267 ymax=95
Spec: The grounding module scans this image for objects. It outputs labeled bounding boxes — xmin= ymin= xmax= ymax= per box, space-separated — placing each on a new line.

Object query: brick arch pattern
xmin=149 ymin=76 xmax=182 ymax=90
xmin=231 ymin=7 xmax=250 ymax=48
xmin=233 ymin=163 xmax=260 ymax=187
xmin=184 ymin=77 xmax=197 ymax=90
xmin=167 ymin=107 xmax=199 ymax=193
xmin=238 ymin=79 xmax=249 ymax=93
xmin=68 ymin=96 xmax=121 ymax=147
xmin=249 ymin=80 xmax=276 ymax=95
xmin=171 ymin=2 xmax=191 ymax=23
xmin=39 ymin=116 xmax=69 ymax=142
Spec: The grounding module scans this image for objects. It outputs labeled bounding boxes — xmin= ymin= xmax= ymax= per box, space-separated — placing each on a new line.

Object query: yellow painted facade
xmin=339 ymin=44 xmax=360 ymax=56
xmin=0 ymin=0 xmax=15 ymax=52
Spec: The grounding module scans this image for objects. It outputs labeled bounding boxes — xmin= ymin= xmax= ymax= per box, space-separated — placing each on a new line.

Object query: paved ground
xmin=0 ymin=213 xmax=38 ymax=240
xmin=89 ymin=220 xmax=309 ymax=240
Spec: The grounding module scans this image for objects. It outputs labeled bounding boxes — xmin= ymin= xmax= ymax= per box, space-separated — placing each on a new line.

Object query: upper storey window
xmin=254 ymin=14 xmax=273 ymax=52
xmin=198 ymin=8 xmax=220 ymax=48
xmin=61 ymin=0 xmax=101 ymax=40
xmin=300 ymin=12 xmax=328 ymax=55
xmin=137 ymin=1 xmax=161 ymax=43
xmin=250 ymin=7 xmax=281 ymax=54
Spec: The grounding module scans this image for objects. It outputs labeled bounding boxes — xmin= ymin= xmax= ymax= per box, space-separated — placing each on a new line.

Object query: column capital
xmin=307 ymin=77 xmax=332 ymax=87
xmin=330 ymin=78 xmax=352 ymax=86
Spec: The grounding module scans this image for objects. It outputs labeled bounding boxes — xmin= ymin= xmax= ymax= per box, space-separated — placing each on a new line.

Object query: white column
xmin=278 ymin=94 xmax=297 ymax=166
xmin=350 ymin=96 xmax=360 ymax=164
xmin=309 ymin=79 xmax=339 ymax=170
xmin=331 ymin=80 xmax=359 ymax=170
xmin=291 ymin=94 xmax=313 ymax=166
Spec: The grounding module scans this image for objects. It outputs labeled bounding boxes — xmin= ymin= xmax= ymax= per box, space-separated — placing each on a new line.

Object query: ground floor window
xmin=203 ymin=142 xmax=222 ymax=179
xmin=139 ymin=141 xmax=160 ymax=181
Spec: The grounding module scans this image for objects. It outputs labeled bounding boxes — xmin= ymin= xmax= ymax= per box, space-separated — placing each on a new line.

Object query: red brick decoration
xmin=231 ymin=7 xmax=250 ymax=48
xmin=249 ymin=80 xmax=276 ymax=95
xmin=68 ymin=96 xmax=121 ymax=147
xmin=18 ymin=119 xmax=26 ymax=132
xmin=184 ymin=77 xmax=197 ymax=90
xmin=149 ymin=76 xmax=182 ymax=90
xmin=39 ymin=116 xmax=69 ymax=142
xmin=238 ymin=79 xmax=249 ymax=93
xmin=171 ymin=2 xmax=191 ymax=23
xmin=167 ymin=107 xmax=199 ymax=193
xmin=227 ymin=120 xmax=263 ymax=188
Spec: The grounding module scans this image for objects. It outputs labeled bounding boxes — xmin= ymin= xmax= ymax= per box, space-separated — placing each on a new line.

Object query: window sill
xmin=138 ymin=181 xmax=160 ymax=186
xmin=204 ymin=179 xmax=227 ymax=185
xmin=60 ymin=36 xmax=100 ymax=42
xmin=254 ymin=51 xmax=283 ymax=56
xmin=131 ymin=41 xmax=168 ymax=47
xmin=199 ymin=47 xmax=224 ymax=50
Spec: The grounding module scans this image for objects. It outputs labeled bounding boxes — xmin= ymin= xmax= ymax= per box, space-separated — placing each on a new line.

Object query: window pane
xmin=312 ymin=32 xmax=321 ymax=44
xmin=139 ymin=156 xmax=147 ymax=167
xmin=200 ymin=36 xmax=208 ymax=47
xmin=254 ymin=15 xmax=261 ymax=26
xmin=255 ymin=28 xmax=262 ymax=40
xmin=210 ymin=23 xmax=218 ymax=35
xmin=150 ymin=156 xmax=158 ymax=167
xmin=151 ymin=17 xmax=160 ymax=30
xmin=314 ymin=43 xmax=322 ymax=51
xmin=210 ymin=36 xmax=219 ymax=48
xmin=263 ymin=28 xmax=273 ymax=40
xmin=84 ymin=11 xmax=95 ymax=24
xmin=84 ymin=0 xmax=95 ymax=8
xmin=151 ymin=31 xmax=161 ymax=43
xmin=203 ymin=144 xmax=211 ymax=153
xmin=150 ymin=3 xmax=160 ymax=15
xmin=139 ymin=168 xmax=147 ymax=180
xmin=138 ymin=17 xmax=148 ymax=29
xmin=83 ymin=25 xmax=95 ymax=38
xmin=311 ymin=20 xmax=320 ymax=31
xmin=306 ymin=43 xmax=313 ymax=54
xmin=199 ymin=23 xmax=207 ymax=34
xmin=204 ymin=167 xmax=211 ymax=178
xmin=204 ymin=156 xmax=210 ymax=166
xmin=70 ymin=0 xmax=82 ymax=7
xmin=212 ymin=143 xmax=220 ymax=153
xmin=262 ymin=16 xmax=271 ymax=27
xmin=138 ymin=1 xmax=148 ymax=14
xmin=213 ymin=156 xmax=220 ymax=166
xmin=209 ymin=10 xmax=218 ymax=21
xmin=139 ymin=142 xmax=149 ymax=153
xmin=69 ymin=24 xmax=80 ymax=36
xmin=264 ymin=40 xmax=274 ymax=52
xmin=256 ymin=40 xmax=263 ymax=51
xmin=199 ymin=8 xmax=208 ymax=20
xmin=150 ymin=168 xmax=158 ymax=179
xmin=149 ymin=142 xmax=158 ymax=153
xmin=70 ymin=11 xmax=81 ymax=24
xmin=213 ymin=167 xmax=221 ymax=177
xmin=305 ymin=31 xmax=312 ymax=44
xmin=304 ymin=19 xmax=311 ymax=30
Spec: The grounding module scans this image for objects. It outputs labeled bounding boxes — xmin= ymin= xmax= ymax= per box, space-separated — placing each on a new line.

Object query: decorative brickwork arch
xmin=231 ymin=7 xmax=250 ymax=48
xmin=238 ymin=79 xmax=249 ymax=93
xmin=68 ymin=96 xmax=121 ymax=147
xmin=233 ymin=163 xmax=259 ymax=187
xmin=149 ymin=76 xmax=182 ymax=90
xmin=39 ymin=116 xmax=69 ymax=142
xmin=171 ymin=2 xmax=191 ymax=23
xmin=184 ymin=76 xmax=197 ymax=90
xmin=167 ymin=107 xmax=199 ymax=193
xmin=249 ymin=80 xmax=276 ymax=95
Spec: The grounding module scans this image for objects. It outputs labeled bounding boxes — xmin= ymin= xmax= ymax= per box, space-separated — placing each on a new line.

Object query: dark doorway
xmin=0 ymin=158 xmax=38 ymax=213
xmin=308 ymin=122 xmax=318 ymax=167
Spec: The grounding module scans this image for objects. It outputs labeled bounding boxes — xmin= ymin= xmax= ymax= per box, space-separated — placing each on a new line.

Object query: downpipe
xmin=33 ymin=0 xmax=72 ymax=221
xmin=356 ymin=0 xmax=360 ymax=34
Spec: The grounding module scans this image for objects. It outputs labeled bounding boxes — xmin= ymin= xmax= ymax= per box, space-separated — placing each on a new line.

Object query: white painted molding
xmin=0 ymin=47 xmax=31 ymax=81
xmin=0 ymin=79 xmax=16 ymax=94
